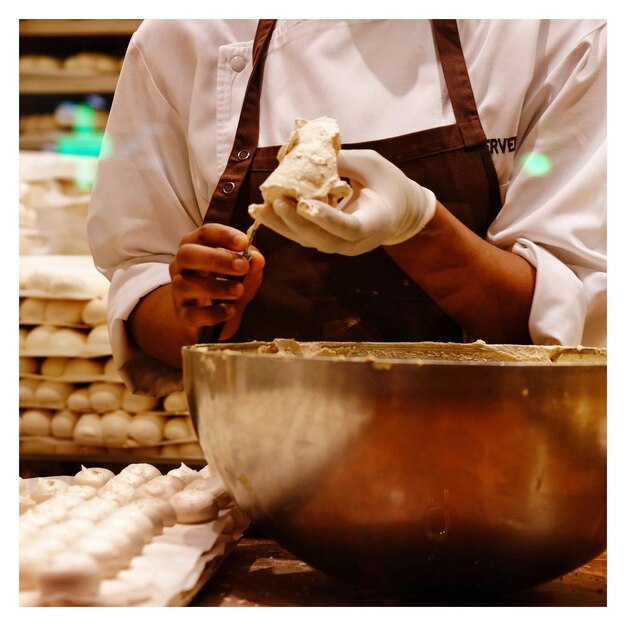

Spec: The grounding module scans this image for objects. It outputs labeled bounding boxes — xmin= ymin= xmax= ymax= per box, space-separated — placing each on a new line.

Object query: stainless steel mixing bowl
xmin=183 ymin=340 xmax=606 ymax=594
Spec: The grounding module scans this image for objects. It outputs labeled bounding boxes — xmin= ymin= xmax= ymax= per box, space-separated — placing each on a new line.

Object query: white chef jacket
xmin=87 ymin=19 xmax=607 ymax=396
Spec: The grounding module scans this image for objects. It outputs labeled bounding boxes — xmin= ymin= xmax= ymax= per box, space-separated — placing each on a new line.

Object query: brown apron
xmin=203 ymin=19 xmax=502 ymax=343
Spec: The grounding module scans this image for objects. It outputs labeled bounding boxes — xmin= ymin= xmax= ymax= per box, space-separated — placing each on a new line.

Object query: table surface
xmin=191 ymin=532 xmax=607 ymax=607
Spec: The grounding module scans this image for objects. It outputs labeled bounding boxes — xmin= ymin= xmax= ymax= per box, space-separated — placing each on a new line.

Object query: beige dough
xmin=64 ymin=358 xmax=105 ymax=378
xmin=21 ymin=409 xmax=53 ymax=436
xmin=34 ymin=380 xmax=74 ymax=405
xmin=40 ymin=356 xmax=70 ymax=377
xmin=74 ymin=465 xmax=114 ymax=489
xmin=48 ymin=328 xmax=87 ymax=353
xmin=178 ymin=442 xmax=204 ymax=459
xmin=103 ymin=357 xmax=121 ymax=380
xmin=24 ymin=326 xmax=55 ymax=351
xmin=19 ymin=476 xmax=28 ymax=496
xmin=98 ymin=478 xmax=135 ymax=506
xmin=133 ymin=475 xmax=185 ymax=501
xmin=86 ymin=324 xmax=111 ymax=350
xmin=128 ymin=413 xmax=166 ymax=445
xmin=20 ymin=298 xmax=47 ymax=323
xmin=50 ymin=409 xmax=79 ymax=439
xmin=73 ymin=413 xmax=104 ymax=446
xmin=19 ymin=328 xmax=28 ymax=350
xmin=19 ymin=357 xmax=40 ymax=375
xmin=88 ymin=382 xmax=124 ymax=412
xmin=101 ymin=409 xmax=131 ymax=445
xmin=249 ymin=116 xmax=351 ymax=216
xmin=74 ymin=534 xmax=125 ymax=579
xmin=170 ymin=489 xmax=218 ymax=524
xmin=86 ymin=526 xmax=136 ymax=565
xmin=72 ymin=497 xmax=119 ymax=522
xmin=120 ymin=463 xmax=162 ymax=481
xmin=122 ymin=388 xmax=160 ymax=413
xmin=103 ymin=505 xmax=155 ymax=543
xmin=111 ymin=470 xmax=147 ymax=489
xmin=29 ymin=477 xmax=70 ymax=504
xmin=163 ymin=390 xmax=188 ymax=413
xmin=24 ymin=270 xmax=51 ymax=293
xmin=186 ymin=476 xmax=234 ymax=509
xmin=67 ymin=387 xmax=91 ymax=412
xmin=132 ymin=496 xmax=177 ymax=527
xmin=64 ymin=52 xmax=120 ymax=72
xmin=36 ymin=550 xmax=102 ymax=599
xmin=167 ymin=462 xmax=199 ymax=485
xmin=19 ymin=539 xmax=66 ymax=591
xmin=45 ymin=299 xmax=85 ymax=324
xmin=20 ymin=54 xmax=63 ymax=72
xmin=20 ymin=495 xmax=37 ymax=514
xmin=163 ymin=416 xmax=193 ymax=441
xmin=81 ymin=296 xmax=107 ymax=326
xmin=65 ymin=484 xmax=98 ymax=500
xmin=19 ymin=378 xmax=40 ymax=404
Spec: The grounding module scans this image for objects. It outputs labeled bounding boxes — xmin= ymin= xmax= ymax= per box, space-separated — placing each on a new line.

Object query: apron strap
xmin=431 ymin=20 xmax=487 ymax=148
xmin=203 ymin=19 xmax=277 ymax=225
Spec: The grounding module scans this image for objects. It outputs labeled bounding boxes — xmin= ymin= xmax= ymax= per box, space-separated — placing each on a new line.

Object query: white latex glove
xmin=248 ymin=149 xmax=437 ymax=256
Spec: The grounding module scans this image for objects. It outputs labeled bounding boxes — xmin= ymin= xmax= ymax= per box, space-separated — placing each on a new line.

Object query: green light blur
xmin=522 ymin=152 xmax=552 ymax=177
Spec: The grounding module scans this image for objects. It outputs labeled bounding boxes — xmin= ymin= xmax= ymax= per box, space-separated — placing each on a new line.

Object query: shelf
xmin=20 ymin=72 xmax=119 ymax=94
xmin=19 ymin=19 xmax=143 ymax=37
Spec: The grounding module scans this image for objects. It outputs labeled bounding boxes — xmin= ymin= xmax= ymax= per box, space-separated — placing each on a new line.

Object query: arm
xmin=385 ymin=202 xmax=536 ymax=344
xmin=128 ymin=224 xmax=264 ymax=369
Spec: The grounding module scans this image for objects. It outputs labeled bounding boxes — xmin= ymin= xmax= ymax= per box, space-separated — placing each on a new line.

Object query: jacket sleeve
xmin=87 ymin=35 xmax=203 ymax=396
xmin=488 ymin=22 xmax=606 ymax=347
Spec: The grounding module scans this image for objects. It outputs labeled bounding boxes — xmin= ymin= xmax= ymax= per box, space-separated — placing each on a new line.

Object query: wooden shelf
xmin=20 ymin=72 xmax=119 ymax=94
xmin=19 ymin=19 xmax=142 ymax=37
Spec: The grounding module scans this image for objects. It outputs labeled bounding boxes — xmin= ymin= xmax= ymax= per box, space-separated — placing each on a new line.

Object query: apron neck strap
xmin=431 ymin=20 xmax=487 ymax=148
xmin=204 ymin=19 xmax=277 ymax=225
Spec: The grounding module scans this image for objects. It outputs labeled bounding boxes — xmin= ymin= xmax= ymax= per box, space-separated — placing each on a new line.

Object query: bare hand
xmin=169 ymin=223 xmax=265 ymax=340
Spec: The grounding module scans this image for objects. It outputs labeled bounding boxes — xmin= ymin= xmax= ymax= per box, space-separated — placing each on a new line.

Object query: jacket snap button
xmin=230 ymin=56 xmax=246 ymax=72
xmin=222 ymin=181 xmax=236 ymax=194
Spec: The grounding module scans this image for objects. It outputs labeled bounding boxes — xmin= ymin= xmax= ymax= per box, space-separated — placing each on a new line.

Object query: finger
xmin=296 ymin=199 xmax=364 ymax=242
xmin=171 ymin=272 xmax=244 ymax=304
xmin=179 ymin=223 xmax=248 ymax=251
xmin=173 ymin=243 xmax=250 ymax=277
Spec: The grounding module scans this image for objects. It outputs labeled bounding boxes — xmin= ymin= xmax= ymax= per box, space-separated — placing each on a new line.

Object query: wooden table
xmin=192 ymin=531 xmax=607 ymax=607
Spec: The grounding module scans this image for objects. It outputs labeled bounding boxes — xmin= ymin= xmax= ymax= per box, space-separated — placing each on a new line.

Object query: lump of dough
xmin=98 ymin=478 xmax=135 ymax=505
xmin=103 ymin=357 xmax=122 ymax=380
xmin=122 ymin=388 xmax=160 ymax=413
xmin=128 ymin=413 xmax=165 ymax=445
xmin=44 ymin=299 xmax=85 ymax=325
xmin=170 ymin=489 xmax=218 ymax=524
xmin=64 ymin=357 xmax=105 ymax=378
xmin=72 ymin=497 xmax=119 ymax=522
xmin=34 ymin=380 xmax=74 ymax=405
xmin=249 ymin=116 xmax=351 ymax=216
xmin=103 ymin=504 xmax=155 ymax=543
xmin=167 ymin=462 xmax=199 ymax=485
xmin=120 ymin=463 xmax=161 ymax=481
xmin=88 ymin=382 xmax=124 ymax=412
xmin=86 ymin=324 xmax=111 ymax=351
xmin=24 ymin=270 xmax=51 ymax=293
xmin=133 ymin=475 xmax=185 ymax=501
xmin=110 ymin=470 xmax=146 ymax=489
xmin=178 ymin=442 xmax=204 ymax=459
xmin=81 ymin=296 xmax=107 ymax=326
xmin=163 ymin=416 xmax=193 ymax=441
xmin=19 ymin=298 xmax=47 ymax=323
xmin=40 ymin=357 xmax=70 ymax=377
xmin=50 ymin=409 xmax=78 ymax=439
xmin=101 ymin=409 xmax=131 ymax=445
xmin=48 ymin=328 xmax=87 ymax=353
xmin=19 ymin=539 xmax=65 ymax=591
xmin=21 ymin=409 xmax=53 ymax=436
xmin=186 ymin=476 xmax=234 ymax=509
xmin=74 ymin=534 xmax=126 ymax=579
xmin=19 ymin=357 xmax=40 ymax=375
xmin=36 ymin=550 xmax=102 ymax=599
xmin=162 ymin=390 xmax=188 ymax=413
xmin=65 ymin=484 xmax=98 ymax=500
xmin=24 ymin=326 xmax=55 ymax=351
xmin=20 ymin=495 xmax=36 ymax=514
xmin=19 ymin=378 xmax=40 ymax=404
xmin=132 ymin=496 xmax=177 ymax=528
xmin=74 ymin=465 xmax=114 ymax=489
xmin=29 ymin=477 xmax=69 ymax=503
xmin=73 ymin=413 xmax=104 ymax=446
xmin=67 ymin=387 xmax=91 ymax=412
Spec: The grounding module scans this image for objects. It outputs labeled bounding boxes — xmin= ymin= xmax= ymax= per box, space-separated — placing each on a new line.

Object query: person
xmin=87 ymin=19 xmax=606 ymax=397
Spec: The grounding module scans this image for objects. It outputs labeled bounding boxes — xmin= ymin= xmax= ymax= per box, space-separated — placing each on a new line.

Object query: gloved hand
xmin=248 ymin=149 xmax=437 ymax=256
